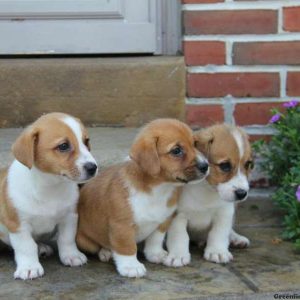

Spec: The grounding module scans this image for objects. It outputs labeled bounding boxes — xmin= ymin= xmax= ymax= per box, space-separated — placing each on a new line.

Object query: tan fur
xmin=167 ymin=187 xmax=182 ymax=207
xmin=77 ymin=119 xmax=201 ymax=256
xmin=158 ymin=213 xmax=177 ymax=233
xmin=0 ymin=169 xmax=20 ymax=233
xmin=194 ymin=124 xmax=252 ymax=185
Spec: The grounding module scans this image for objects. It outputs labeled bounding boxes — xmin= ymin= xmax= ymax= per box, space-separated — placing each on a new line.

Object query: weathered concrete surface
xmin=0 ymin=127 xmax=299 ymax=300
xmin=0 ymin=57 xmax=185 ymax=127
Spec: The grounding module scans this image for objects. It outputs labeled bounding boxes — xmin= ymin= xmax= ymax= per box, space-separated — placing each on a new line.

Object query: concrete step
xmin=0 ymin=57 xmax=185 ymax=127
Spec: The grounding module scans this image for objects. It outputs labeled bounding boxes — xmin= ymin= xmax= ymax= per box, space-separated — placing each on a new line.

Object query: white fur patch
xmin=127 ymin=182 xmax=177 ymax=243
xmin=232 ymin=129 xmax=244 ymax=158
xmin=62 ymin=116 xmax=97 ymax=181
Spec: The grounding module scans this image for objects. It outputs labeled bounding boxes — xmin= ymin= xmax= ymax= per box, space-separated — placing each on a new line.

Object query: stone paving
xmin=0 ymin=128 xmax=299 ymax=300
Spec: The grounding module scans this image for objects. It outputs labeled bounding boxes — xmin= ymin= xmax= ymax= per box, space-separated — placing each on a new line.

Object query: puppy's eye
xmin=170 ymin=146 xmax=183 ymax=157
xmin=245 ymin=160 xmax=254 ymax=170
xmin=219 ymin=162 xmax=232 ymax=173
xmin=57 ymin=142 xmax=70 ymax=152
xmin=84 ymin=137 xmax=90 ymax=146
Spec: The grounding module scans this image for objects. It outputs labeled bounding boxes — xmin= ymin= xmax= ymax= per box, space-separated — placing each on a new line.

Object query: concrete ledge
xmin=0 ymin=57 xmax=185 ymax=127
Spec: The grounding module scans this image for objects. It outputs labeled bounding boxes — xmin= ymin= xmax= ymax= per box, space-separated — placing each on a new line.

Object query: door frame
xmin=155 ymin=0 xmax=182 ymax=55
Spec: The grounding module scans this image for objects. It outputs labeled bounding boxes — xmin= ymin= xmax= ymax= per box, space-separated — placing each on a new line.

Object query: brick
xmin=187 ymin=73 xmax=280 ymax=98
xmin=183 ymin=0 xmax=223 ymax=3
xmin=234 ymin=102 xmax=284 ymax=126
xmin=233 ymin=42 xmax=300 ymax=65
xmin=183 ymin=41 xmax=225 ymax=66
xmin=249 ymin=134 xmax=272 ymax=143
xmin=183 ymin=10 xmax=277 ymax=35
xmin=287 ymin=72 xmax=300 ymax=96
xmin=186 ymin=104 xmax=224 ymax=128
xmin=284 ymin=7 xmax=300 ymax=32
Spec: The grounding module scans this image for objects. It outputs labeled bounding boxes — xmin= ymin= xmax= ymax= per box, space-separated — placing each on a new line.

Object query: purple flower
xmin=283 ymin=100 xmax=299 ymax=108
xmin=296 ymin=186 xmax=300 ymax=203
xmin=269 ymin=113 xmax=281 ymax=123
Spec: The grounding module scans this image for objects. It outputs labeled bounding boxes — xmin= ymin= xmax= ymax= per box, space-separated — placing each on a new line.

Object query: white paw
xmin=145 ymin=249 xmax=168 ymax=264
xmin=204 ymin=247 xmax=233 ymax=264
xmin=98 ymin=248 xmax=112 ymax=262
xmin=38 ymin=243 xmax=54 ymax=258
xmin=163 ymin=253 xmax=191 ymax=267
xmin=14 ymin=262 xmax=44 ymax=280
xmin=230 ymin=234 xmax=250 ymax=249
xmin=117 ymin=261 xmax=146 ymax=278
xmin=60 ymin=249 xmax=87 ymax=267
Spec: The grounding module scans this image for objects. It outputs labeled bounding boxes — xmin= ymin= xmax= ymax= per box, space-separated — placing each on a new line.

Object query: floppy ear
xmin=130 ymin=135 xmax=160 ymax=177
xmin=84 ymin=137 xmax=91 ymax=151
xmin=12 ymin=126 xmax=39 ymax=169
xmin=194 ymin=129 xmax=214 ymax=157
xmin=86 ymin=139 xmax=91 ymax=151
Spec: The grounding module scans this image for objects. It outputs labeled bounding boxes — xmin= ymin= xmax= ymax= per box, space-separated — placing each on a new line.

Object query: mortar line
xmin=280 ymin=69 xmax=287 ymax=97
xmin=226 ymin=265 xmax=259 ymax=293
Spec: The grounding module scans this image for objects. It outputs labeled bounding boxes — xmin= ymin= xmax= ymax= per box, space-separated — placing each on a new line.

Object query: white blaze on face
xmin=217 ymin=129 xmax=249 ymax=202
xmin=62 ymin=116 xmax=97 ymax=181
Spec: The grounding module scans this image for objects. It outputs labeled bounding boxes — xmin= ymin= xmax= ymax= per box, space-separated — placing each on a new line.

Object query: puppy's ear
xmin=84 ymin=137 xmax=91 ymax=151
xmin=130 ymin=135 xmax=160 ymax=177
xmin=194 ymin=129 xmax=214 ymax=156
xmin=12 ymin=126 xmax=39 ymax=169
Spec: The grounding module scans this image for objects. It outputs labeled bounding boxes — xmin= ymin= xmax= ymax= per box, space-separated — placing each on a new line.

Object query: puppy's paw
xmin=204 ymin=247 xmax=233 ymax=264
xmin=230 ymin=233 xmax=250 ymax=249
xmin=117 ymin=261 xmax=146 ymax=278
xmin=38 ymin=243 xmax=54 ymax=258
xmin=98 ymin=248 xmax=112 ymax=262
xmin=60 ymin=249 xmax=87 ymax=267
xmin=145 ymin=249 xmax=168 ymax=264
xmin=14 ymin=262 xmax=44 ymax=280
xmin=163 ymin=252 xmax=191 ymax=267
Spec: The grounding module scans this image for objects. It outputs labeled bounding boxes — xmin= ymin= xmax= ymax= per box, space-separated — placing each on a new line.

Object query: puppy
xmin=165 ymin=124 xmax=253 ymax=266
xmin=76 ymin=119 xmax=209 ymax=278
xmin=0 ymin=112 xmax=98 ymax=280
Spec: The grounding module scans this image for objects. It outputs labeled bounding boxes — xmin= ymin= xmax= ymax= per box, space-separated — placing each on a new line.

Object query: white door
xmin=0 ymin=0 xmax=158 ymax=54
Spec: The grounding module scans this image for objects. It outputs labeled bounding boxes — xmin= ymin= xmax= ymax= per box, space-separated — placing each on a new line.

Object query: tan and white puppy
xmin=0 ymin=112 xmax=98 ymax=280
xmin=165 ymin=124 xmax=253 ymax=267
xmin=76 ymin=119 xmax=209 ymax=278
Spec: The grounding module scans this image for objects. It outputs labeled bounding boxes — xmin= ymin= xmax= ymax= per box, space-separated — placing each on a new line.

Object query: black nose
xmin=84 ymin=162 xmax=98 ymax=177
xmin=235 ymin=189 xmax=248 ymax=201
xmin=197 ymin=161 xmax=209 ymax=174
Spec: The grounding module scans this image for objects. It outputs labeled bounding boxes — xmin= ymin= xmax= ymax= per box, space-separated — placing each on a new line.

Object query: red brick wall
xmin=183 ymin=0 xmax=300 ymax=141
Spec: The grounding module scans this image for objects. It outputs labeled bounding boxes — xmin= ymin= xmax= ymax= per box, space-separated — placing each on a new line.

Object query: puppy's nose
xmin=197 ymin=161 xmax=209 ymax=174
xmin=235 ymin=189 xmax=248 ymax=201
xmin=84 ymin=162 xmax=98 ymax=177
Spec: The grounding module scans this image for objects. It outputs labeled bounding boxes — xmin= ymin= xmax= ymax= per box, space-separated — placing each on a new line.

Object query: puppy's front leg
xmin=144 ymin=230 xmax=167 ymax=264
xmin=110 ymin=221 xmax=146 ymax=278
xmin=57 ymin=211 xmax=87 ymax=267
xmin=204 ymin=205 xmax=234 ymax=264
xmin=9 ymin=229 xmax=44 ymax=280
xmin=163 ymin=213 xmax=191 ymax=267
